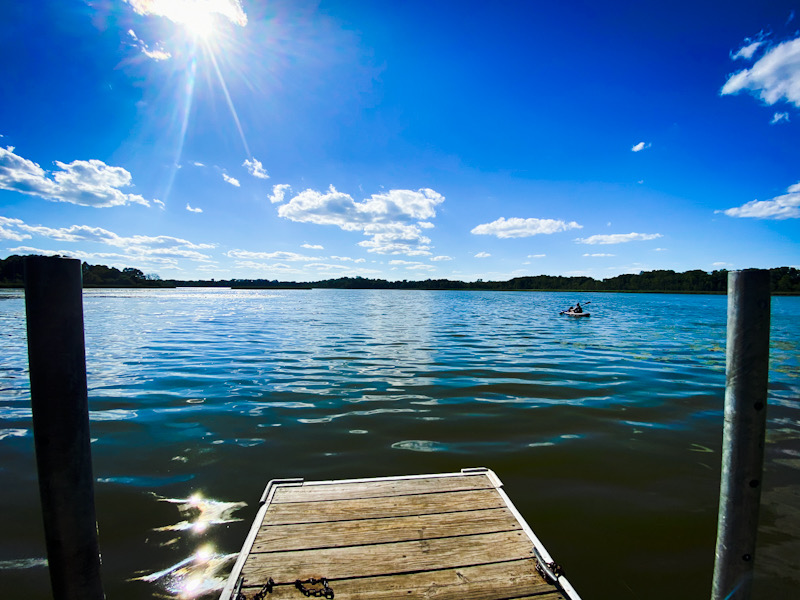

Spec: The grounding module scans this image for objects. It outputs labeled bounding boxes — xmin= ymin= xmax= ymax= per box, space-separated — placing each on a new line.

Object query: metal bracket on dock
xmin=533 ymin=545 xmax=564 ymax=584
xmin=461 ymin=467 xmax=503 ymax=489
xmin=259 ymin=477 xmax=304 ymax=505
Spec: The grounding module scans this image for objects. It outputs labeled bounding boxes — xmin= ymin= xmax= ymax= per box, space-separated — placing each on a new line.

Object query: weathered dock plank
xmin=221 ymin=469 xmax=581 ymax=600
xmin=270 ymin=473 xmax=495 ymax=504
xmin=243 ymin=530 xmax=533 ymax=582
xmin=240 ymin=561 xmax=564 ymax=599
xmin=251 ymin=507 xmax=521 ymax=553
xmin=263 ymin=488 xmax=505 ymax=525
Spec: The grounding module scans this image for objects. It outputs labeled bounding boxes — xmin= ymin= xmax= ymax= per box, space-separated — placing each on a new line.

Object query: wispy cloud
xmin=226 ymin=250 xmax=319 ymax=261
xmin=2 ymin=218 xmax=215 ymax=267
xmin=389 ymin=259 xmax=435 ymax=271
xmin=475 ymin=252 xmax=491 ymax=258
xmin=186 ymin=203 xmax=203 ymax=213
xmin=527 ymin=254 xmax=546 ymax=258
xmin=731 ymin=40 xmax=764 ymax=61
xmin=631 ymin=141 xmax=651 ymax=152
xmin=330 ymin=255 xmax=366 ymax=263
xmin=0 ymin=146 xmax=153 ymax=207
xmin=576 ymin=232 xmax=662 ymax=244
xmin=277 ymin=186 xmax=444 ymax=256
xmin=0 ymin=217 xmax=32 ymax=241
xmin=583 ymin=253 xmax=615 ymax=257
xmin=127 ymin=29 xmax=171 ymax=61
xmin=471 ymin=217 xmax=581 ymax=238
xmin=719 ymin=182 xmax=800 ymax=219
xmin=771 ymin=112 xmax=790 ymax=124
xmin=269 ymin=184 xmax=291 ymax=204
xmin=243 ymin=158 xmax=269 ymax=179
xmin=430 ymin=255 xmax=452 ymax=261
xmin=222 ymin=173 xmax=240 ymax=187
xmin=301 ymin=243 xmax=324 ymax=250
xmin=722 ymin=35 xmax=800 ymax=107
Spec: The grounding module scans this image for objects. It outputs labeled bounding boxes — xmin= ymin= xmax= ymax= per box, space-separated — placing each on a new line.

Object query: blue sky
xmin=1 ymin=0 xmax=799 ymax=282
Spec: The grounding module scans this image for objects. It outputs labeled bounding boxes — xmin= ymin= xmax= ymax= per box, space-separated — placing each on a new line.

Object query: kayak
xmin=561 ymin=311 xmax=590 ymax=317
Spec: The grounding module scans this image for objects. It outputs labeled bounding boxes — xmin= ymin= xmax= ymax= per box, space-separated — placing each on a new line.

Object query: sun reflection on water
xmin=135 ymin=492 xmax=246 ymax=597
xmin=153 ymin=492 xmax=246 ymax=533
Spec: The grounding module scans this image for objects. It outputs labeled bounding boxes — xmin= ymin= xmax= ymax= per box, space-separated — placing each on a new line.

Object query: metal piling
xmin=24 ymin=256 xmax=105 ymax=600
xmin=711 ymin=269 xmax=771 ymax=600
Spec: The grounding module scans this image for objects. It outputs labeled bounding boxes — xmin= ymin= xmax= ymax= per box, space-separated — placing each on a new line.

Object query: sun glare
xmin=129 ymin=0 xmax=249 ymax=40
xmin=182 ymin=11 xmax=215 ymax=39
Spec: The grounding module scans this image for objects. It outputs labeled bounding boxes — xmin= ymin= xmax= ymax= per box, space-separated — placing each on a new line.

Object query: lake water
xmin=0 ymin=288 xmax=798 ymax=599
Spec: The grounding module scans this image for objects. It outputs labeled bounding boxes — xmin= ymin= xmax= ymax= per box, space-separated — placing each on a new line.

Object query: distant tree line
xmin=1 ymin=255 xmax=799 ymax=294
xmin=0 ymin=255 xmax=172 ymax=288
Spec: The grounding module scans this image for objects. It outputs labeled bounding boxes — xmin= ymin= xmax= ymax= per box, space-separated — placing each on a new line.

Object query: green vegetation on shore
xmin=1 ymin=255 xmax=799 ymax=294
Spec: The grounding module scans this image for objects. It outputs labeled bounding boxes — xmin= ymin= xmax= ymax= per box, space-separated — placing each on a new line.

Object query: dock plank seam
xmin=271 ymin=487 xmax=497 ymax=505
xmin=259 ymin=504 xmax=512 ymax=527
xmin=249 ymin=526 xmax=525 ymax=554
xmin=243 ymin=556 xmax=543 ymax=585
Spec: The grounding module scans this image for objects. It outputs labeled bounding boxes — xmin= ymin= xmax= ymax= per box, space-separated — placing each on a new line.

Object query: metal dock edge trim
xmin=494 ymin=483 xmax=583 ymax=600
xmin=290 ymin=467 xmax=494 ymax=489
xmin=220 ymin=478 xmax=304 ymax=600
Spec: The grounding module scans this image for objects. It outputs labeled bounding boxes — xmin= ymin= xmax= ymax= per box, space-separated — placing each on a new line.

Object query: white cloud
xmin=127 ymin=29 xmax=171 ymax=60
xmin=527 ymin=254 xmax=546 ymax=258
xmin=475 ymin=252 xmax=491 ymax=258
xmin=222 ymin=173 xmax=240 ymax=187
xmin=0 ymin=217 xmax=32 ymax=241
xmin=720 ymin=182 xmax=800 ymax=219
xmin=771 ymin=112 xmax=790 ymax=124
xmin=186 ymin=203 xmax=202 ymax=213
xmin=732 ymin=41 xmax=764 ymax=61
xmin=2 ymin=219 xmax=215 ymax=267
xmin=0 ymin=146 xmax=152 ymax=207
xmin=583 ymin=253 xmax=615 ymax=257
xmin=154 ymin=199 xmax=166 ymax=209
xmin=243 ymin=158 xmax=269 ymax=179
xmin=277 ymin=186 xmax=444 ymax=255
xmin=226 ymin=249 xmax=318 ymax=261
xmin=302 ymin=243 xmax=324 ymax=250
xmin=268 ymin=184 xmax=291 ymax=204
xmin=631 ymin=141 xmax=651 ymax=152
xmin=576 ymin=232 xmax=663 ymax=244
xmin=357 ymin=223 xmax=433 ymax=255
xmin=430 ymin=255 xmax=452 ymax=261
xmin=721 ymin=35 xmax=800 ymax=107
xmin=330 ymin=255 xmax=366 ymax=263
xmin=124 ymin=0 xmax=248 ymax=28
xmin=192 ymin=161 xmax=205 ymax=167
xmin=388 ymin=259 xmax=434 ymax=271
xmin=471 ymin=217 xmax=582 ymax=238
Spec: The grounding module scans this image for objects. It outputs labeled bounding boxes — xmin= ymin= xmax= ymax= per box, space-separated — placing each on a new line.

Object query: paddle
xmin=560 ymin=301 xmax=591 ymax=315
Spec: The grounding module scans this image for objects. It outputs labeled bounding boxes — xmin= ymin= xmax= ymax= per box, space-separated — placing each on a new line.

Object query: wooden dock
xmin=220 ymin=467 xmax=581 ymax=600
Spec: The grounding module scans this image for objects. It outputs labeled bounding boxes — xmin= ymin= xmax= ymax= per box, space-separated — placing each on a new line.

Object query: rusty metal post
xmin=711 ymin=269 xmax=771 ymax=600
xmin=24 ymin=256 xmax=104 ymax=600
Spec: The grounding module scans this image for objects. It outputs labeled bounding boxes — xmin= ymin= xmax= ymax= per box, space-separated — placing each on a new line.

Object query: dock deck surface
xmin=222 ymin=468 xmax=579 ymax=600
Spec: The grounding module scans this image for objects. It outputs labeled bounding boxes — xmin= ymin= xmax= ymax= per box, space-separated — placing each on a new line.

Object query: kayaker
xmin=572 ymin=302 xmax=583 ymax=314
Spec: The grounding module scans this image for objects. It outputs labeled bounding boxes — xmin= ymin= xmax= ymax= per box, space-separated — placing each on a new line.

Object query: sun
xmin=129 ymin=0 xmax=249 ymax=41
xmin=180 ymin=11 xmax=216 ymax=39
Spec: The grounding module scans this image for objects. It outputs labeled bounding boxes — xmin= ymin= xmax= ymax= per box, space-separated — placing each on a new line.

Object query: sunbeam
xmin=206 ymin=45 xmax=251 ymax=158
xmin=160 ymin=56 xmax=198 ymax=204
